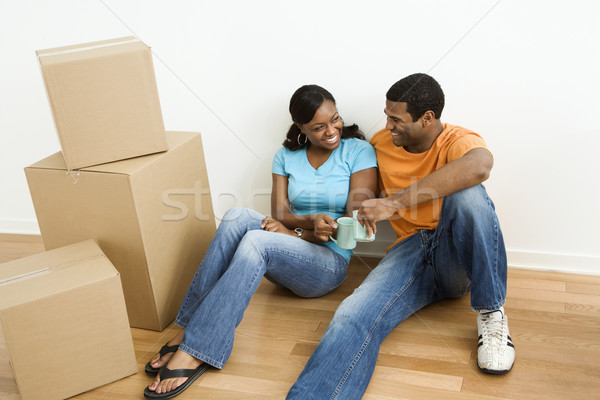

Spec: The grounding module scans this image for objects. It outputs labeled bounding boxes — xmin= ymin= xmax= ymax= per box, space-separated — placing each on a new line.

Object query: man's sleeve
xmin=447 ymin=134 xmax=490 ymax=162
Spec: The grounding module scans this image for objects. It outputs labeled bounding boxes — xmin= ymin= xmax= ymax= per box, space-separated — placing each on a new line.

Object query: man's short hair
xmin=386 ymin=73 xmax=445 ymax=122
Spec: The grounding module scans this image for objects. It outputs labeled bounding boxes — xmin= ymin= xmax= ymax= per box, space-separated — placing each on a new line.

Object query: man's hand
xmin=314 ymin=214 xmax=338 ymax=242
xmin=261 ymin=216 xmax=294 ymax=236
xmin=357 ymin=197 xmax=401 ymax=235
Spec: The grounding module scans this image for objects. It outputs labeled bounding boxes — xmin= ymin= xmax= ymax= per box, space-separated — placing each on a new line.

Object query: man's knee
xmin=327 ymin=294 xmax=367 ymax=335
xmin=328 ymin=282 xmax=384 ymax=333
xmin=442 ymin=185 xmax=495 ymax=219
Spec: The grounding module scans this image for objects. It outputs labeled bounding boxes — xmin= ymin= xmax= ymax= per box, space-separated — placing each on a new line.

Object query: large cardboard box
xmin=0 ymin=240 xmax=137 ymax=400
xmin=24 ymin=131 xmax=216 ymax=331
xmin=36 ymin=36 xmax=168 ymax=170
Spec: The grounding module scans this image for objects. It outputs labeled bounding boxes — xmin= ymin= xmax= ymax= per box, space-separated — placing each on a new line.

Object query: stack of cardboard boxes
xmin=0 ymin=37 xmax=216 ymax=400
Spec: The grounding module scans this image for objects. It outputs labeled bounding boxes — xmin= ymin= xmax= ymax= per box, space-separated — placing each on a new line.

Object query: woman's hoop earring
xmin=297 ymin=133 xmax=307 ymax=146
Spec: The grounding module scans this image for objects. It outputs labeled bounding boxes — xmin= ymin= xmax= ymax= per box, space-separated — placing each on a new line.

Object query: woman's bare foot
xmin=148 ymin=349 xmax=203 ymax=394
xmin=148 ymin=330 xmax=185 ymax=370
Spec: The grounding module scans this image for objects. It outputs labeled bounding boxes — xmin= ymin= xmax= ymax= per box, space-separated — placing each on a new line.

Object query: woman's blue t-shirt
xmin=271 ymin=138 xmax=377 ymax=262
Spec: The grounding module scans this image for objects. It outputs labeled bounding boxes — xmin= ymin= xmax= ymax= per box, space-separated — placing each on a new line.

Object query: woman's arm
xmin=260 ymin=215 xmax=321 ymax=242
xmin=345 ymin=167 xmax=378 ymax=215
xmin=271 ymin=174 xmax=321 ymax=230
xmin=269 ymin=174 xmax=321 ymax=242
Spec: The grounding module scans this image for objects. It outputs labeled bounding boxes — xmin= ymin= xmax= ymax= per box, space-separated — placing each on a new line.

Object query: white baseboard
xmin=353 ymin=236 xmax=599 ymax=276
xmin=0 ymin=219 xmax=40 ymax=235
xmin=505 ymin=250 xmax=599 ymax=276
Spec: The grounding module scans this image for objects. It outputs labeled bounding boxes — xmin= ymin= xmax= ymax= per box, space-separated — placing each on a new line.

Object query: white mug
xmin=353 ymin=210 xmax=375 ymax=242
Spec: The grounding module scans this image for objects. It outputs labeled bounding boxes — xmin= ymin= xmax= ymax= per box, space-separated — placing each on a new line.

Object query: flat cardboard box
xmin=24 ymin=131 xmax=216 ymax=331
xmin=37 ymin=36 xmax=168 ymax=170
xmin=0 ymin=240 xmax=137 ymax=400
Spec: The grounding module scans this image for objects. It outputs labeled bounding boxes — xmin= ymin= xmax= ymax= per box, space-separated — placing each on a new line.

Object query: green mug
xmin=330 ymin=217 xmax=356 ymax=250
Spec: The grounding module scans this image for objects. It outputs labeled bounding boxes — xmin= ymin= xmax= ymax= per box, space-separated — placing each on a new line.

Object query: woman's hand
xmin=261 ymin=216 xmax=294 ymax=236
xmin=313 ymin=214 xmax=338 ymax=242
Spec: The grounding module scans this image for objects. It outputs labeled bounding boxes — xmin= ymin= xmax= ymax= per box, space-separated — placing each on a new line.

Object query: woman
xmin=143 ymin=85 xmax=378 ymax=399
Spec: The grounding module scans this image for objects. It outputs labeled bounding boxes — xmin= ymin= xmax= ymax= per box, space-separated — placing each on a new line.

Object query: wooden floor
xmin=1 ymin=234 xmax=599 ymax=399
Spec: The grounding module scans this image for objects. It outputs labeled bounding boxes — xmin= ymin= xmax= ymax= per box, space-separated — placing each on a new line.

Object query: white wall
xmin=1 ymin=1 xmax=599 ymax=274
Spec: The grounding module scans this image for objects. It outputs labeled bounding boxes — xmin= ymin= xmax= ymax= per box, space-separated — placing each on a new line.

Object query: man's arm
xmin=358 ymin=148 xmax=493 ymax=233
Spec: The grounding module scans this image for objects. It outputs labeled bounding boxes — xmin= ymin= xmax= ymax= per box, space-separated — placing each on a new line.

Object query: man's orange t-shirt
xmin=370 ymin=123 xmax=489 ymax=248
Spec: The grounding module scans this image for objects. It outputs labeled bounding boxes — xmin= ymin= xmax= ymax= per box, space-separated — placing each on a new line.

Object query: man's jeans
xmin=287 ymin=185 xmax=507 ymax=399
xmin=175 ymin=207 xmax=348 ymax=369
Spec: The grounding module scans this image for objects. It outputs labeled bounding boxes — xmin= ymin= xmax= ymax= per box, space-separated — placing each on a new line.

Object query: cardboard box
xmin=0 ymin=240 xmax=137 ymax=400
xmin=36 ymin=36 xmax=168 ymax=170
xmin=24 ymin=131 xmax=216 ymax=331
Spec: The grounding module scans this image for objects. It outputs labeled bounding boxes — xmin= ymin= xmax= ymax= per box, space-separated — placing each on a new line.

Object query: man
xmin=287 ymin=73 xmax=514 ymax=399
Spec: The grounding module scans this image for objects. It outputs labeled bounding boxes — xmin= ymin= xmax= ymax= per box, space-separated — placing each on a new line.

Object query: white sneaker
xmin=477 ymin=309 xmax=515 ymax=374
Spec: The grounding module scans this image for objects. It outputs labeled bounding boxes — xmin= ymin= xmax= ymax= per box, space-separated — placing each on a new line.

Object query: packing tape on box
xmin=66 ymin=170 xmax=81 ymax=184
xmin=0 ymin=254 xmax=107 ymax=287
xmin=37 ymin=38 xmax=141 ymax=58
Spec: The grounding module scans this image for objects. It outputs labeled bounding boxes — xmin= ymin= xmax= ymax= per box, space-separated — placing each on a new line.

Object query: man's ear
xmin=421 ymin=110 xmax=435 ymax=127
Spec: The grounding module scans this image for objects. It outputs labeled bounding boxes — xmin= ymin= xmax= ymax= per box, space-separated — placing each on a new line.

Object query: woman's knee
xmin=237 ymin=229 xmax=271 ymax=255
xmin=221 ymin=207 xmax=263 ymax=223
xmin=218 ymin=207 xmax=264 ymax=233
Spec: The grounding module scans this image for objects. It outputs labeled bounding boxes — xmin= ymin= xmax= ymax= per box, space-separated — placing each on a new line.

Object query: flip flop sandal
xmin=144 ymin=363 xmax=210 ymax=399
xmin=144 ymin=343 xmax=180 ymax=376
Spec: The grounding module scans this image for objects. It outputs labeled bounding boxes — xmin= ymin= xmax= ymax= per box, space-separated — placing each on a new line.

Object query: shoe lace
xmin=481 ymin=313 xmax=506 ymax=345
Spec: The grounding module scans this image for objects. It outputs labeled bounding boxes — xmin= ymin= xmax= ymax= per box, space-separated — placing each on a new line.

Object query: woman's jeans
xmin=175 ymin=207 xmax=348 ymax=369
xmin=287 ymin=184 xmax=507 ymax=399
